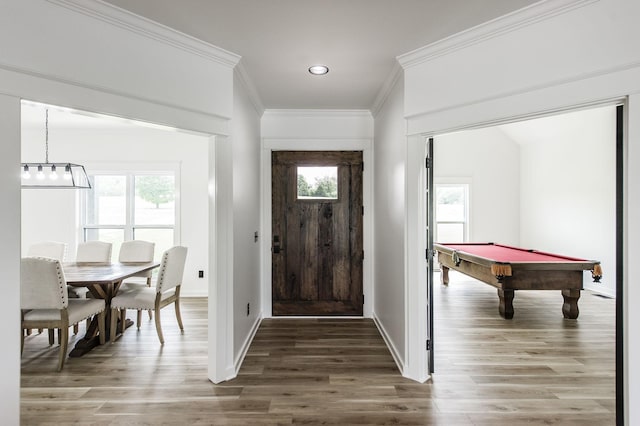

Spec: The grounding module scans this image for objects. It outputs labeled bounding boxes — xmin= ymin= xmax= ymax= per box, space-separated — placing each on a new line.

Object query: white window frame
xmin=80 ymin=162 xmax=181 ymax=246
xmin=434 ymin=178 xmax=471 ymax=243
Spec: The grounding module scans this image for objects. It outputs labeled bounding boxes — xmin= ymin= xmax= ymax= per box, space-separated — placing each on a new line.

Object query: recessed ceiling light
xmin=308 ymin=65 xmax=329 ymax=75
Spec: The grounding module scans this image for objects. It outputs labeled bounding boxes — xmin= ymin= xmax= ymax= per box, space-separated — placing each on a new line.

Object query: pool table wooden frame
xmin=434 ymin=242 xmax=602 ymax=319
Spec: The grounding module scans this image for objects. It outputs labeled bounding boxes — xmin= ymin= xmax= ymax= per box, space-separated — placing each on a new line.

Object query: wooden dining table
xmin=63 ymin=261 xmax=160 ymax=357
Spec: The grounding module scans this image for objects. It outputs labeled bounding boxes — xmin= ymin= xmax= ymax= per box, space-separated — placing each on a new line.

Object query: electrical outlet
xmin=247 ymin=302 xmax=250 ymax=316
xmin=198 ymin=270 xmax=204 ymax=278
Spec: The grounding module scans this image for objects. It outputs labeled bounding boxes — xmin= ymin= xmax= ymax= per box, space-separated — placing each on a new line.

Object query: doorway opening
xmin=425 ymin=104 xmax=620 ymax=421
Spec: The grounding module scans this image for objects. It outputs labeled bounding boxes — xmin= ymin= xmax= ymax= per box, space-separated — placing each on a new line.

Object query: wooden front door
xmin=272 ymin=151 xmax=363 ymax=316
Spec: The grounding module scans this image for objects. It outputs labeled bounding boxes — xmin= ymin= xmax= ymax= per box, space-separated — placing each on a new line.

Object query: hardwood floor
xmin=21 ymin=271 xmax=615 ymax=425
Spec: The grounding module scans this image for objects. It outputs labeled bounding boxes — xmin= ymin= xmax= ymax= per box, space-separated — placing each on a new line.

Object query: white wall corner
xmin=370 ymin=61 xmax=403 ymax=117
xmin=397 ymin=0 xmax=599 ymax=69
xmin=208 ymin=135 xmax=236 ymax=384
xmin=403 ymin=134 xmax=429 ymax=383
xmin=373 ymin=313 xmax=405 ymax=374
xmin=235 ymin=62 xmax=265 ymax=116
xmin=48 ymin=0 xmax=241 ymax=68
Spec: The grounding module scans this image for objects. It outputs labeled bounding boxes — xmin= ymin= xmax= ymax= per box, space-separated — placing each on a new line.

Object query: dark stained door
xmin=272 ymin=151 xmax=363 ymax=316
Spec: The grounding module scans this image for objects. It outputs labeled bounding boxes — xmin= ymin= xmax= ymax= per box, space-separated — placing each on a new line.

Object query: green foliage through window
xmin=136 ymin=176 xmax=175 ymax=208
xmin=297 ymin=167 xmax=338 ymax=199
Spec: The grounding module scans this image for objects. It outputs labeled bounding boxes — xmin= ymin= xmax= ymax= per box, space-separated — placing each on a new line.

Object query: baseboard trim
xmin=372 ymin=313 xmax=405 ymax=374
xmin=234 ymin=314 xmax=263 ymax=374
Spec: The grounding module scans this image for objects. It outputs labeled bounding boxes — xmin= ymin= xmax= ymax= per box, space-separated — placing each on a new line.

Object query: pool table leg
xmin=440 ymin=265 xmax=449 ymax=285
xmin=498 ymin=289 xmax=514 ymax=319
xmin=561 ymin=289 xmax=580 ymax=319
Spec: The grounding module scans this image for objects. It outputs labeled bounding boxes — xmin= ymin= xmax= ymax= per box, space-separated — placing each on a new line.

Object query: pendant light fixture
xmin=21 ymin=108 xmax=91 ymax=189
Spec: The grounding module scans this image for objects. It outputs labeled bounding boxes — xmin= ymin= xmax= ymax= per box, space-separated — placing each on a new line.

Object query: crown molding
xmin=262 ymin=109 xmax=373 ymax=119
xmin=234 ymin=61 xmax=265 ymax=116
xmin=370 ymin=61 xmax=403 ymax=117
xmin=47 ymin=0 xmax=241 ymax=68
xmin=398 ymin=0 xmax=599 ymax=69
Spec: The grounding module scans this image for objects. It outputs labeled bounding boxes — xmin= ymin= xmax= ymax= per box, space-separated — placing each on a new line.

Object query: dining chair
xmin=21 ymin=257 xmax=106 ymax=371
xmin=76 ymin=241 xmax=112 ymax=263
xmin=118 ymin=240 xmax=156 ymax=327
xmin=110 ymin=246 xmax=187 ymax=344
xmin=75 ymin=240 xmax=113 ymax=330
xmin=27 ymin=241 xmax=66 ymax=261
xmin=26 ymin=241 xmax=68 ymax=339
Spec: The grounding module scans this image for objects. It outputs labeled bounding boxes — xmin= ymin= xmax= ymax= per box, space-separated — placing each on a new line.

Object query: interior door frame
xmin=413 ymin=101 xmax=625 ymax=415
xmin=261 ymin=138 xmax=374 ymax=318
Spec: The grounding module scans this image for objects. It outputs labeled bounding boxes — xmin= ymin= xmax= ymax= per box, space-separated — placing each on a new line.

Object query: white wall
xmin=434 ymin=127 xmax=520 ymax=245
xmin=401 ymin=0 xmax=640 ymax=422
xmin=502 ymin=106 xmax=617 ymax=296
xmin=1 ymin=0 xmax=239 ymax=406
xmin=372 ymin=75 xmax=406 ymax=369
xmin=1 ymin=0 xmax=236 ymax=128
xmin=20 ymin=109 xmax=211 ymax=297
xmin=232 ymin=73 xmax=263 ymax=367
xmin=0 ymin=95 xmax=22 ymax=426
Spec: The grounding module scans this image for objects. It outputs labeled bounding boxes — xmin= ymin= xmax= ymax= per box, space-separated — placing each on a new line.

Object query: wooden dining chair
xmin=110 ymin=246 xmax=187 ymax=344
xmin=21 ymin=257 xmax=106 ymax=371
xmin=118 ymin=240 xmax=155 ymax=327
xmin=76 ymin=241 xmax=112 ymax=263
xmin=26 ymin=241 xmax=68 ymax=339
xmin=27 ymin=241 xmax=66 ymax=261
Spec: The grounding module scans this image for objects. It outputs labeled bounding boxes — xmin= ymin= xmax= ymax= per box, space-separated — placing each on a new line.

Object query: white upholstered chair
xmin=26 ymin=241 xmax=67 ymax=336
xmin=21 ymin=257 xmax=106 ymax=371
xmin=110 ymin=246 xmax=187 ymax=344
xmin=27 ymin=241 xmax=66 ymax=261
xmin=118 ymin=240 xmax=156 ymax=327
xmin=76 ymin=241 xmax=112 ymax=263
xmin=118 ymin=240 xmax=156 ymax=286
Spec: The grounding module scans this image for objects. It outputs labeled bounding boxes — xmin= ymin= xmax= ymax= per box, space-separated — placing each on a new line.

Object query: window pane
xmin=134 ymin=228 xmax=174 ymax=262
xmin=436 ymin=223 xmax=465 ymax=243
xmin=85 ymin=175 xmax=126 ymax=225
xmin=297 ymin=166 xmax=338 ymax=200
xmin=134 ymin=175 xmax=175 ymax=225
xmin=436 ymin=186 xmax=466 ymax=221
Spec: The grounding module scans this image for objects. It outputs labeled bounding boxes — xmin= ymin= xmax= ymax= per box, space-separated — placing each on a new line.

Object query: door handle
xmin=273 ymin=235 xmax=283 ymax=254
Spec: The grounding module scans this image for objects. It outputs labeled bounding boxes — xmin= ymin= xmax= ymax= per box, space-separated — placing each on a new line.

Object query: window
xmin=82 ymin=172 xmax=176 ymax=262
xmin=435 ymin=184 xmax=469 ymax=243
xmin=297 ymin=166 xmax=338 ymax=200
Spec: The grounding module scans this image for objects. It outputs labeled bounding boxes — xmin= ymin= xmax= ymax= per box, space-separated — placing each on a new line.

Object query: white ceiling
xmin=101 ymin=0 xmax=538 ymax=110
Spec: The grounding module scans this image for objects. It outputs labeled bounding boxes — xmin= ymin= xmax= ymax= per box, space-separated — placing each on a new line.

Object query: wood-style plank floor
xmin=21 ymin=272 xmax=616 ymax=425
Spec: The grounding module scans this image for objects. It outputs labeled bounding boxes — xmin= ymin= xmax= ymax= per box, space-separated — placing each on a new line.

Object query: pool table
xmin=433 ymin=242 xmax=602 ymax=319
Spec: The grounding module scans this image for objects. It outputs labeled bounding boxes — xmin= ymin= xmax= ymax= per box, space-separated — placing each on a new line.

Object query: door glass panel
xmin=297 ymin=166 xmax=338 ymax=200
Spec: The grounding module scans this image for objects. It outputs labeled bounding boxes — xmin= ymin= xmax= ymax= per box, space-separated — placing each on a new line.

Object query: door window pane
xmin=297 ymin=166 xmax=338 ymax=200
xmin=134 ymin=175 xmax=175 ymax=225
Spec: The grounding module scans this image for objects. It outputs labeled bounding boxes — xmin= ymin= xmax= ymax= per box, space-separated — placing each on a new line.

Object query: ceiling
xmin=102 ymin=0 xmax=538 ymax=110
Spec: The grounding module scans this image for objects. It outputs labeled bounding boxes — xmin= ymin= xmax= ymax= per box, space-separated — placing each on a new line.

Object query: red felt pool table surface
xmin=440 ymin=243 xmax=590 ymax=263
xmin=433 ymin=242 xmax=602 ymax=319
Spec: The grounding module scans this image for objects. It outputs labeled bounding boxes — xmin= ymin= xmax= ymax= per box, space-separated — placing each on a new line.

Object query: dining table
xmin=63 ymin=261 xmax=160 ymax=357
